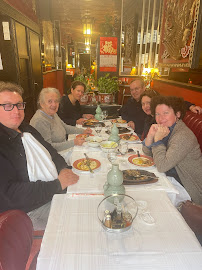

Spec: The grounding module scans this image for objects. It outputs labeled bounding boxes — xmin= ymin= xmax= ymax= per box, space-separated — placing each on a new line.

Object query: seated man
xmin=120 ymin=77 xmax=147 ymax=137
xmin=0 ymin=81 xmax=79 ymax=230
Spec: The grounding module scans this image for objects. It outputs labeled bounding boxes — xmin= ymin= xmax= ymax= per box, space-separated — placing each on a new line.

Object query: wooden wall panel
xmin=153 ymin=79 xmax=202 ymax=107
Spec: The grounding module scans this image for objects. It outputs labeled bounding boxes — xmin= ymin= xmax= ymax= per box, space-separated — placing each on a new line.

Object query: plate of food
xmin=120 ymin=134 xmax=139 ymax=142
xmin=73 ymin=158 xmax=101 ymax=172
xmin=105 ymin=127 xmax=131 ymax=135
xmin=83 ymin=120 xmax=105 ymax=127
xmin=86 ymin=136 xmax=103 ymax=147
xmin=112 ymin=119 xmax=127 ymax=124
xmin=128 ymin=155 xmax=154 ymax=167
xmin=76 ymin=134 xmax=94 ymax=139
xmin=123 ymin=169 xmax=158 ymax=185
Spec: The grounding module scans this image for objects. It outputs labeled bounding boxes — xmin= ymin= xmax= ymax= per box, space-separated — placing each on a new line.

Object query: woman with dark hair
xmin=142 ymin=96 xmax=202 ymax=205
xmin=140 ymin=89 xmax=159 ymax=139
xmin=58 ymin=80 xmax=94 ymax=126
xmin=140 ymin=90 xmax=201 ymax=140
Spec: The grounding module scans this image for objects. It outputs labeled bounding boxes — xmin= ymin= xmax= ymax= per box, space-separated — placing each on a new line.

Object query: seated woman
xmin=58 ymin=81 xmax=94 ymax=126
xmin=30 ymin=87 xmax=92 ymax=163
xmin=140 ymin=90 xmax=202 ymax=140
xmin=142 ymin=96 xmax=202 ymax=205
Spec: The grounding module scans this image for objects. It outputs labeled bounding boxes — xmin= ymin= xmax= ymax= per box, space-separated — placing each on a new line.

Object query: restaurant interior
xmin=0 ymin=0 xmax=202 ymax=269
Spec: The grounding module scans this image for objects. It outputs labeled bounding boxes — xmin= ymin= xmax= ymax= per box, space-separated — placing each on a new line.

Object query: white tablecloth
xmin=36 ymin=190 xmax=202 ymax=270
xmin=67 ymin=143 xmax=178 ymax=198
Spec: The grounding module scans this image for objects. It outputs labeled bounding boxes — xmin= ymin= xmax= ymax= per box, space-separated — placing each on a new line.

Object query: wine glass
xmin=102 ymin=110 xmax=108 ymax=121
xmin=107 ymin=152 xmax=118 ymax=165
xmin=118 ymin=143 xmax=128 ymax=165
xmin=94 ymin=123 xmax=102 ymax=136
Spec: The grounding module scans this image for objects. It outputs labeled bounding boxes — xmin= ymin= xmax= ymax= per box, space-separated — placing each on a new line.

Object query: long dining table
xmin=36 ymin=120 xmax=202 ymax=269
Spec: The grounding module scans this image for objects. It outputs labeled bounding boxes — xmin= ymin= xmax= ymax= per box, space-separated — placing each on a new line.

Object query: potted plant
xmin=98 ymin=73 xmax=118 ymax=104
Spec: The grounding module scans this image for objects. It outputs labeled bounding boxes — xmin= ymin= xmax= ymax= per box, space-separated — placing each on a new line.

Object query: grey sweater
xmin=30 ymin=110 xmax=84 ymax=152
xmin=143 ymin=120 xmax=202 ymax=205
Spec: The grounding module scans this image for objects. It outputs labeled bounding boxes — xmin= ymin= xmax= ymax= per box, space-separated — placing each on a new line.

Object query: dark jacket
xmin=58 ymin=95 xmax=83 ymax=126
xmin=0 ymin=122 xmax=68 ymax=213
xmin=120 ymin=97 xmax=147 ymax=135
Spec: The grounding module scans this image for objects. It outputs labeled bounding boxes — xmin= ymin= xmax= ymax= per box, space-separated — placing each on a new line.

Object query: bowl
xmin=100 ymin=141 xmax=118 ymax=153
xmin=97 ymin=194 xmax=138 ymax=233
xmin=86 ymin=136 xmax=103 ymax=147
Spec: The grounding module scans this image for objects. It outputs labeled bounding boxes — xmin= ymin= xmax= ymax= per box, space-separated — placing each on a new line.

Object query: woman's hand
xmin=83 ymin=127 xmax=92 ymax=134
xmin=127 ymin=121 xmax=135 ymax=130
xmin=145 ymin=124 xmax=158 ymax=146
xmin=154 ymin=125 xmax=170 ymax=142
xmin=83 ymin=114 xmax=94 ymax=119
xmin=76 ymin=118 xmax=86 ymax=125
xmin=74 ymin=137 xmax=85 ymax=146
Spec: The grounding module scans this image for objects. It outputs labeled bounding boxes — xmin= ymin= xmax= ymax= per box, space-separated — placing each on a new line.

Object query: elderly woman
xmin=30 ymin=88 xmax=92 ymax=161
xmin=58 ymin=80 xmax=94 ymax=126
xmin=143 ymin=96 xmax=202 ymax=205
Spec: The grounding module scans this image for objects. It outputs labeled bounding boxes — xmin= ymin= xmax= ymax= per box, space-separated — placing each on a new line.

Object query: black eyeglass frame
xmin=0 ymin=102 xmax=26 ymax=111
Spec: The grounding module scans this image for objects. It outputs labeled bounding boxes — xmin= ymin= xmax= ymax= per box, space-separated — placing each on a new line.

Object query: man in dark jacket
xmin=120 ymin=77 xmax=146 ymax=137
xmin=0 ymin=81 xmax=79 ymax=229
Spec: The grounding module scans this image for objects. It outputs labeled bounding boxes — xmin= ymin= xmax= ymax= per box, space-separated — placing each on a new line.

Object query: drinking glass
xmin=94 ymin=123 xmax=102 ymax=136
xmin=118 ymin=143 xmax=128 ymax=165
xmin=107 ymin=152 xmax=118 ymax=165
xmin=102 ymin=110 xmax=108 ymax=121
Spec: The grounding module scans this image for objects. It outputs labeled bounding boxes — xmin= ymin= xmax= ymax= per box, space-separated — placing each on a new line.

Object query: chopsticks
xmin=84 ymin=153 xmax=94 ymax=173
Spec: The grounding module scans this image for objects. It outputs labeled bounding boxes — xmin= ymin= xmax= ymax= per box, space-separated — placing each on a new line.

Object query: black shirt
xmin=120 ymin=97 xmax=147 ymax=135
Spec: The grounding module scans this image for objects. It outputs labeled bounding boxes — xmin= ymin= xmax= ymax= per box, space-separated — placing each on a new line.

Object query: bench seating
xmin=183 ymin=111 xmax=202 ymax=152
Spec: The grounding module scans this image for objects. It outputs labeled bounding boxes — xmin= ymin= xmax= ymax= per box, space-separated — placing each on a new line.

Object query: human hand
xmin=76 ymin=118 xmax=85 ymax=125
xmin=145 ymin=124 xmax=158 ymax=146
xmin=74 ymin=137 xmax=85 ymax=146
xmin=154 ymin=125 xmax=170 ymax=142
xmin=189 ymin=105 xmax=202 ymax=114
xmin=83 ymin=127 xmax=92 ymax=134
xmin=127 ymin=121 xmax=135 ymax=130
xmin=58 ymin=168 xmax=79 ymax=190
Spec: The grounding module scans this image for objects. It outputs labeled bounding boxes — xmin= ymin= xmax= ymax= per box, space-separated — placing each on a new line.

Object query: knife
xmin=84 ymin=153 xmax=94 ymax=173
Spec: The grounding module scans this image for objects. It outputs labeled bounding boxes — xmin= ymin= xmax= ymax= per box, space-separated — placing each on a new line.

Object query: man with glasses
xmin=120 ymin=77 xmax=146 ymax=137
xmin=0 ymin=81 xmax=79 ymax=230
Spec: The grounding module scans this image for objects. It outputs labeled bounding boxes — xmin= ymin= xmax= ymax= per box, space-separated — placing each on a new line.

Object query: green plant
xmin=98 ymin=73 xmax=118 ymax=94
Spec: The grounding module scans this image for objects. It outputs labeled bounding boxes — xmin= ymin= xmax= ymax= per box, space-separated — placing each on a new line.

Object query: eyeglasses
xmin=0 ymin=102 xmax=26 ymax=111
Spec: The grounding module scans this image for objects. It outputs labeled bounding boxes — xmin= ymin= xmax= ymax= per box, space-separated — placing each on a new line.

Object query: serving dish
xmin=123 ymin=169 xmax=158 ymax=185
xmin=86 ymin=136 xmax=103 ymax=147
xmin=100 ymin=141 xmax=118 ymax=153
xmin=105 ymin=127 xmax=131 ymax=135
xmin=73 ymin=158 xmax=101 ymax=172
xmin=83 ymin=120 xmax=105 ymax=127
xmin=120 ymin=134 xmax=139 ymax=142
xmin=112 ymin=119 xmax=127 ymax=124
xmin=128 ymin=155 xmax=154 ymax=167
xmin=76 ymin=134 xmax=94 ymax=139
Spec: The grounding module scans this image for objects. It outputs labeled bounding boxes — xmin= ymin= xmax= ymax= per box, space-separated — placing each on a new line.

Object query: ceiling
xmin=51 ymin=0 xmax=123 ymax=46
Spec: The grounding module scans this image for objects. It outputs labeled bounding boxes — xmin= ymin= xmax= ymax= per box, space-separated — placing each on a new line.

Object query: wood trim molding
xmin=0 ymin=0 xmax=40 ymax=34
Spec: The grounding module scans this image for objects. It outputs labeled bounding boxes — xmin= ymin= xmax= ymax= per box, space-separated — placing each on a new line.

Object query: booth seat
xmin=183 ymin=111 xmax=202 ymax=152
xmin=0 ymin=210 xmax=42 ymax=270
xmin=0 ymin=210 xmax=33 ymax=270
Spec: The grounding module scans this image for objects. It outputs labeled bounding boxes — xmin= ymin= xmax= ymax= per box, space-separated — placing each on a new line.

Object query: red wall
xmin=43 ymin=70 xmax=64 ymax=96
xmin=153 ymin=79 xmax=202 ymax=107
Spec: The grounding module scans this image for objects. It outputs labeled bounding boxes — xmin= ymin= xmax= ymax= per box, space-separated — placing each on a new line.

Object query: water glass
xmin=102 ymin=110 xmax=108 ymax=121
xmin=95 ymin=123 xmax=102 ymax=136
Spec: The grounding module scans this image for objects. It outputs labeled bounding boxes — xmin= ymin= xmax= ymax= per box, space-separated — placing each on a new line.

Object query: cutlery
xmin=137 ymin=151 xmax=141 ymax=157
xmin=84 ymin=153 xmax=94 ymax=173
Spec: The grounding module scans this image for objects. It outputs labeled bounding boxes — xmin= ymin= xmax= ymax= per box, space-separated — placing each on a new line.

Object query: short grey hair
xmin=37 ymin=87 xmax=61 ymax=108
xmin=0 ymin=81 xmax=24 ymax=96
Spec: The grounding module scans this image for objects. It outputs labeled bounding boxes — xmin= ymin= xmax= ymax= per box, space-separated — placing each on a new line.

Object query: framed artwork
xmin=159 ymin=0 xmax=201 ymax=68
xmin=42 ymin=21 xmax=55 ymax=67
